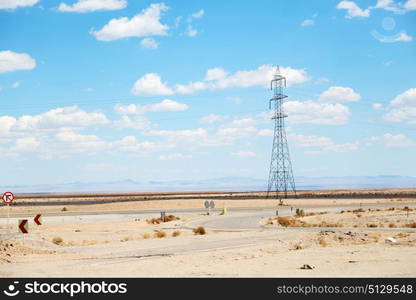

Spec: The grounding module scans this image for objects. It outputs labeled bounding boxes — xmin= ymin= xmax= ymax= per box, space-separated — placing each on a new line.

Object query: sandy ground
xmin=1 ymin=203 xmax=416 ymax=277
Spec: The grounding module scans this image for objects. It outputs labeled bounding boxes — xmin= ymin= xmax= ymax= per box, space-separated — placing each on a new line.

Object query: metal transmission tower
xmin=267 ymin=66 xmax=297 ymax=201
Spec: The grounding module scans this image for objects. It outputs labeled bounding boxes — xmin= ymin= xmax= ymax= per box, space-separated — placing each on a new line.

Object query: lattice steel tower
xmin=267 ymin=66 xmax=297 ymax=200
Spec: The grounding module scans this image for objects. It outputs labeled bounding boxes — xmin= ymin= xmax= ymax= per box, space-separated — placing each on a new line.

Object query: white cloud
xmin=383 ymin=88 xmax=416 ymax=123
xmin=0 ymin=50 xmax=36 ymax=73
xmin=11 ymin=81 xmax=20 ymax=88
xmin=11 ymin=137 xmax=40 ymax=152
xmin=301 ymin=19 xmax=315 ymax=26
xmin=290 ymin=133 xmax=358 ymax=154
xmin=0 ymin=0 xmax=38 ymax=10
xmin=257 ymin=129 xmax=274 ymax=136
xmin=368 ymin=133 xmax=416 ymax=148
xmin=91 ymin=3 xmax=169 ymax=41
xmin=230 ymin=151 xmax=256 ymax=158
xmin=187 ymin=25 xmax=198 ymax=37
xmin=131 ymin=73 xmax=174 ymax=96
xmin=336 ymin=1 xmax=370 ymax=18
xmin=159 ymin=153 xmax=192 ymax=160
xmin=111 ymin=135 xmax=160 ymax=153
xmin=131 ymin=65 xmax=308 ymax=96
xmin=405 ymin=0 xmax=416 ymax=10
xmin=59 ymin=0 xmax=126 ymax=13
xmin=191 ymin=9 xmax=204 ymax=19
xmin=282 ymin=100 xmax=350 ymax=125
xmin=140 ymin=37 xmax=158 ymax=49
xmin=372 ymin=103 xmax=383 ymax=110
xmin=113 ymin=115 xmax=151 ymax=130
xmin=318 ymin=86 xmax=361 ymax=103
xmin=114 ymin=99 xmax=188 ymax=115
xmin=199 ymin=114 xmax=226 ymax=124
xmin=372 ymin=31 xmax=413 ymax=43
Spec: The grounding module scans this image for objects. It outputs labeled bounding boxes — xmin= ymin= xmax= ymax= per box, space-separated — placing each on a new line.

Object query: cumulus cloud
xmin=383 ymin=88 xmax=416 ymax=124
xmin=91 ymin=3 xmax=169 ymax=41
xmin=59 ymin=0 xmax=126 ymax=13
xmin=159 ymin=153 xmax=192 ymax=160
xmin=199 ymin=114 xmax=227 ymax=124
xmin=318 ymin=86 xmax=361 ymax=103
xmin=282 ymin=100 xmax=350 ymax=125
xmin=191 ymin=9 xmax=204 ymax=19
xmin=0 ymin=50 xmax=36 ymax=73
xmin=367 ymin=133 xmax=416 ymax=148
xmin=405 ymin=0 xmax=416 ymax=10
xmin=0 ymin=0 xmax=38 ymax=10
xmin=140 ymin=37 xmax=158 ymax=49
xmin=336 ymin=1 xmax=371 ymax=18
xmin=290 ymin=133 xmax=358 ymax=154
xmin=131 ymin=65 xmax=308 ymax=96
xmin=301 ymin=19 xmax=315 ymax=26
xmin=114 ymin=99 xmax=188 ymax=115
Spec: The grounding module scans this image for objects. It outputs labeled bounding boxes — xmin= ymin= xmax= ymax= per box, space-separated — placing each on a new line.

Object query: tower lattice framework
xmin=267 ymin=66 xmax=297 ymax=200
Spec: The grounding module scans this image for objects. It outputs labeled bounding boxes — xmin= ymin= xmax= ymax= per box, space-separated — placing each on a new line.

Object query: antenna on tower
xmin=266 ymin=65 xmax=297 ymax=203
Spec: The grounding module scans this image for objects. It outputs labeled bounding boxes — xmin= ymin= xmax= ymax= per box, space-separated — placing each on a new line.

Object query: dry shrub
xmin=356 ymin=214 xmax=362 ymax=218
xmin=146 ymin=215 xmax=180 ymax=225
xmin=367 ymin=223 xmax=378 ymax=228
xmin=52 ymin=237 xmax=63 ymax=245
xmin=267 ymin=218 xmax=274 ymax=225
xmin=61 ymin=207 xmax=68 ymax=212
xmin=291 ymin=242 xmax=303 ymax=250
xmin=154 ymin=231 xmax=167 ymax=238
xmin=172 ymin=231 xmax=181 ymax=237
xmin=120 ymin=236 xmax=132 ymax=242
xmin=353 ymin=208 xmax=365 ymax=213
xmin=389 ymin=223 xmax=397 ymax=228
xmin=193 ymin=226 xmax=206 ymax=235
xmin=303 ymin=212 xmax=327 ymax=217
xmin=142 ymin=233 xmax=151 ymax=239
xmin=405 ymin=221 xmax=416 ymax=228
xmin=395 ymin=232 xmax=409 ymax=238
xmin=316 ymin=221 xmax=343 ymax=228
xmin=277 ymin=216 xmax=301 ymax=227
xmin=388 ymin=207 xmax=395 ymax=211
xmin=318 ymin=236 xmax=328 ymax=247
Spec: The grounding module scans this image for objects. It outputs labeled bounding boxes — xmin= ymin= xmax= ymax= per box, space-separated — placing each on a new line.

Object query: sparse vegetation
xmin=405 ymin=221 xmax=416 ymax=228
xmin=172 ymin=231 xmax=181 ymax=237
xmin=291 ymin=242 xmax=303 ymax=250
xmin=318 ymin=236 xmax=328 ymax=247
xmin=295 ymin=208 xmax=305 ymax=217
xmin=154 ymin=231 xmax=167 ymax=238
xmin=61 ymin=207 xmax=68 ymax=212
xmin=389 ymin=223 xmax=397 ymax=228
xmin=120 ymin=236 xmax=132 ymax=242
xmin=367 ymin=224 xmax=378 ymax=228
xmin=146 ymin=215 xmax=180 ymax=225
xmin=193 ymin=226 xmax=206 ymax=235
xmin=142 ymin=233 xmax=151 ymax=239
xmin=52 ymin=237 xmax=63 ymax=245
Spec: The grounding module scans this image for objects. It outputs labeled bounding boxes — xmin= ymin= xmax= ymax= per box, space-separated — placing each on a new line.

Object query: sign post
xmin=2 ymin=192 xmax=15 ymax=228
xmin=34 ymin=214 xmax=42 ymax=226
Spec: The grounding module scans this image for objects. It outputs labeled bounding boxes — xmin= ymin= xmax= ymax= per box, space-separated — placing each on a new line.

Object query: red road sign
xmin=2 ymin=192 xmax=14 ymax=205
xmin=34 ymin=214 xmax=42 ymax=225
xmin=18 ymin=219 xmax=28 ymax=234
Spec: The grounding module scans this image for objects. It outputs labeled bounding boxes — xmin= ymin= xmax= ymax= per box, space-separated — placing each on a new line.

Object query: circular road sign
xmin=209 ymin=200 xmax=215 ymax=209
xmin=2 ymin=192 xmax=14 ymax=205
xmin=204 ymin=200 xmax=210 ymax=209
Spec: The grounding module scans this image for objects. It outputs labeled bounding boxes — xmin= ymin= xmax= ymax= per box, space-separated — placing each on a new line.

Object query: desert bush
xmin=353 ymin=208 xmax=365 ymax=213
xmin=172 ymin=231 xmax=181 ymax=237
xmin=295 ymin=208 xmax=305 ymax=217
xmin=154 ymin=231 xmax=167 ymax=238
xmin=146 ymin=215 xmax=180 ymax=225
xmin=142 ymin=233 xmax=151 ymax=239
xmin=367 ymin=224 xmax=377 ymax=228
xmin=318 ymin=236 xmax=328 ymax=247
xmin=193 ymin=226 xmax=206 ymax=235
xmin=61 ymin=207 xmax=68 ymax=212
xmin=389 ymin=223 xmax=397 ymax=228
xmin=405 ymin=221 xmax=416 ymax=228
xmin=120 ymin=236 xmax=132 ymax=242
xmin=291 ymin=243 xmax=303 ymax=250
xmin=52 ymin=237 xmax=63 ymax=245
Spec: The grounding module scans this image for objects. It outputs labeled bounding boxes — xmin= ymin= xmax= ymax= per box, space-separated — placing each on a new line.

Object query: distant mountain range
xmin=1 ymin=175 xmax=416 ymax=194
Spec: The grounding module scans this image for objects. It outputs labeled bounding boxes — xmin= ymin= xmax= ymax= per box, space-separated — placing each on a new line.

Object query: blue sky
xmin=0 ymin=0 xmax=415 ymax=186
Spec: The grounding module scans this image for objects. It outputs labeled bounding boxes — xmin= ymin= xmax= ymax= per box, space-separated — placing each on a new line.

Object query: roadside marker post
xmin=276 ymin=210 xmax=279 ymax=217
xmin=18 ymin=219 xmax=29 ymax=234
xmin=160 ymin=211 xmax=166 ymax=222
xmin=204 ymin=200 xmax=210 ymax=215
xmin=34 ymin=214 xmax=42 ymax=225
xmin=2 ymin=192 xmax=15 ymax=229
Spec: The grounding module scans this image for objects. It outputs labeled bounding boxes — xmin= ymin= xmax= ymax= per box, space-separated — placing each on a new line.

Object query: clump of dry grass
xmin=318 ymin=236 xmax=328 ymax=247
xmin=367 ymin=223 xmax=378 ymax=228
xmin=276 ymin=216 xmax=302 ymax=227
xmin=291 ymin=242 xmax=303 ymax=250
xmin=388 ymin=207 xmax=395 ymax=211
xmin=52 ymin=237 xmax=63 ymax=245
xmin=356 ymin=214 xmax=362 ymax=218
xmin=154 ymin=231 xmax=167 ymax=238
xmin=193 ymin=226 xmax=206 ymax=235
xmin=142 ymin=233 xmax=151 ymax=239
xmin=389 ymin=223 xmax=397 ymax=228
xmin=61 ymin=207 xmax=68 ymax=212
xmin=172 ymin=230 xmax=181 ymax=237
xmin=395 ymin=232 xmax=409 ymax=238
xmin=353 ymin=208 xmax=365 ymax=213
xmin=120 ymin=236 xmax=132 ymax=242
xmin=405 ymin=221 xmax=416 ymax=228
xmin=146 ymin=215 xmax=180 ymax=225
